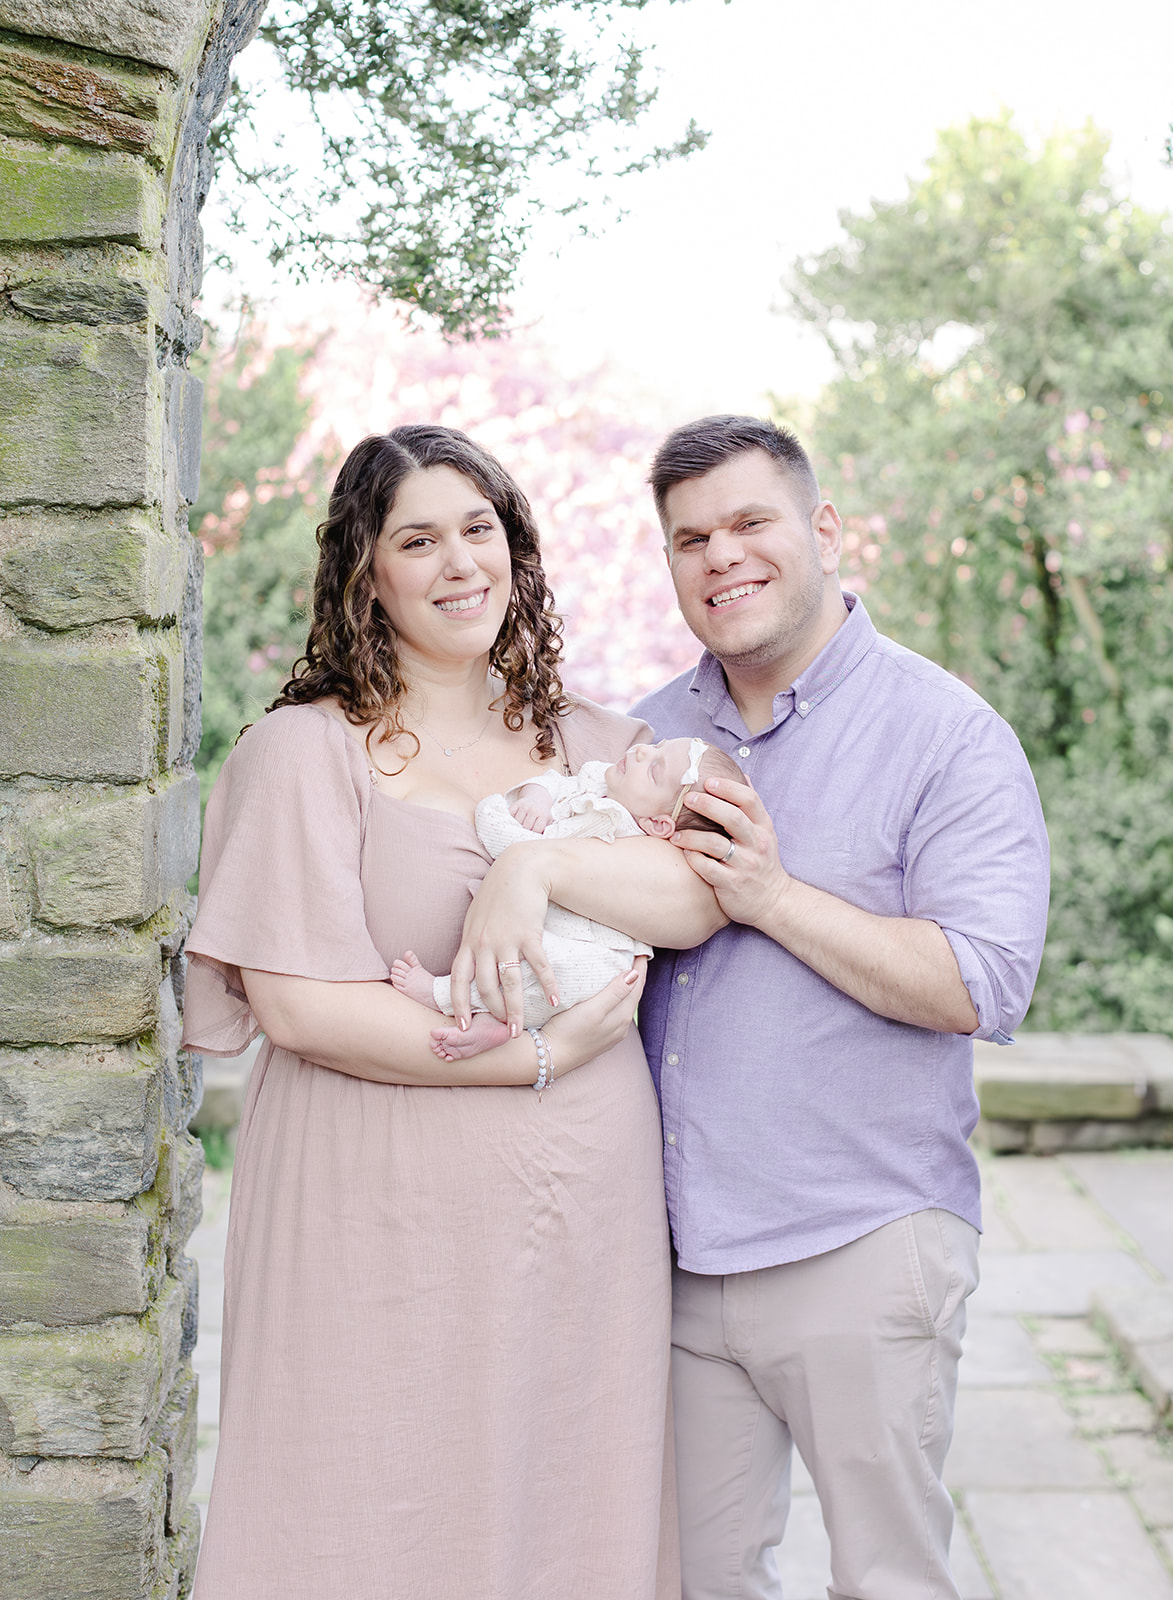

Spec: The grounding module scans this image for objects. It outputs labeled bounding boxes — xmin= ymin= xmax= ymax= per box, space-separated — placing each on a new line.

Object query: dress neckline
xmin=306 ymin=700 xmax=572 ymax=826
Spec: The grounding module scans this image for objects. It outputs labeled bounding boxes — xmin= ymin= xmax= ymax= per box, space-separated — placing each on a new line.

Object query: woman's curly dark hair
xmin=269 ymin=424 xmax=571 ymax=763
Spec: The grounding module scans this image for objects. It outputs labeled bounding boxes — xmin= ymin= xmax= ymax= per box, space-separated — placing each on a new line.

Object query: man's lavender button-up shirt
xmin=631 ymin=595 xmax=1049 ymax=1275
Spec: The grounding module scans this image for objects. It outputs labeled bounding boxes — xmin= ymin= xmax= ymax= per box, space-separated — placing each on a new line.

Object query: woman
xmin=181 ymin=424 xmax=717 ymax=1599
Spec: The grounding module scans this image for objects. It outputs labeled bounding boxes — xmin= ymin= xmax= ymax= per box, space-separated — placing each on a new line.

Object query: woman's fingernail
xmin=548 ymin=993 xmax=560 ymax=1009
xmin=510 ymin=1023 xmax=519 ymax=1038
xmin=458 ymin=1017 xmax=467 ymax=1031
xmin=624 ymin=970 xmax=639 ymax=985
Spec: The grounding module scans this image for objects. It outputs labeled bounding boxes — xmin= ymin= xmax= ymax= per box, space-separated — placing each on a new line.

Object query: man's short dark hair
xmin=649 ymin=415 xmax=819 ymax=524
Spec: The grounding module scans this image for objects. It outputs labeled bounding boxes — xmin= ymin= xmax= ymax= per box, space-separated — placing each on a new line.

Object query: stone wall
xmin=0 ymin=3 xmax=264 ymax=1593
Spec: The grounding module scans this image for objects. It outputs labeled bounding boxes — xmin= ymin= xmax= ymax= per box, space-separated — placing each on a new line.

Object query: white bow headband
xmin=669 ymin=738 xmax=708 ymax=824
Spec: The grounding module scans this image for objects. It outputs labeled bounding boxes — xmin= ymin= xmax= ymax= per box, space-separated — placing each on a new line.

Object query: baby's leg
xmin=430 ymin=1013 xmax=510 ymax=1062
xmin=429 ymin=955 xmax=553 ymax=1061
xmin=433 ymin=934 xmax=632 ymax=1062
xmin=390 ymin=950 xmax=441 ymax=1011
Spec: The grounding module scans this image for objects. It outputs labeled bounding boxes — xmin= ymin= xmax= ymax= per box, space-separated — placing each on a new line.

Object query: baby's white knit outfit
xmin=432 ymin=761 xmax=653 ymax=1027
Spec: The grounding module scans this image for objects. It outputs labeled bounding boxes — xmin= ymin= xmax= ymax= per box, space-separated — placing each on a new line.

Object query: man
xmin=626 ymin=415 xmax=1050 ymax=1600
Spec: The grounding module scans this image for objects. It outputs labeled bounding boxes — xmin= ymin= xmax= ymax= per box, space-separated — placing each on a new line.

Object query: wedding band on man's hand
xmin=719 ymin=840 xmax=736 ymax=864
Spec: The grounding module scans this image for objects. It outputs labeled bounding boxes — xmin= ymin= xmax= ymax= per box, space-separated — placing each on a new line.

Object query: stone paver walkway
xmin=189 ymin=1149 xmax=1173 ymax=1595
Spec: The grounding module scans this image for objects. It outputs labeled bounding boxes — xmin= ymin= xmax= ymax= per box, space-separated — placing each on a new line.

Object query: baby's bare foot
xmin=430 ymin=1014 xmax=510 ymax=1061
xmin=390 ymin=950 xmax=441 ymax=1011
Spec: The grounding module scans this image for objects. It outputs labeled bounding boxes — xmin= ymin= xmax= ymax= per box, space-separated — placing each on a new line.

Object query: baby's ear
xmin=639 ymin=815 xmax=675 ymax=839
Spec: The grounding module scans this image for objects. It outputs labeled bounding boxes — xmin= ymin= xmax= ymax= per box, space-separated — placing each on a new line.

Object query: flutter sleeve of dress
xmin=181 ymin=705 xmax=390 ymax=1056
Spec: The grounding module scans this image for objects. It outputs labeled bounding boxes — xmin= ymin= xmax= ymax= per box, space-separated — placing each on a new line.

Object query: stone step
xmin=974 ymin=1033 xmax=1173 ymax=1153
xmin=1092 ymin=1283 xmax=1173 ymax=1417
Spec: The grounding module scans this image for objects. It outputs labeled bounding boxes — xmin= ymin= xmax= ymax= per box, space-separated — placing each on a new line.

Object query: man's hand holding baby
xmin=670 ymin=773 xmax=793 ymax=931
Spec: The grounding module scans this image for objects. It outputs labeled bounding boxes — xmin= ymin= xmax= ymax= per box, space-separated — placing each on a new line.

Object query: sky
xmin=206 ymin=0 xmax=1173 ymax=423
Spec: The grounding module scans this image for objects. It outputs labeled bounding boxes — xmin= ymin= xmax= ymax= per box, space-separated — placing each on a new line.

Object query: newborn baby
xmin=391 ymin=736 xmax=743 ymax=1059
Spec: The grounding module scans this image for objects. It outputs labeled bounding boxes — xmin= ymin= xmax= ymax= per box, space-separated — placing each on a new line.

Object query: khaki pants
xmin=671 ymin=1210 xmax=979 ymax=1600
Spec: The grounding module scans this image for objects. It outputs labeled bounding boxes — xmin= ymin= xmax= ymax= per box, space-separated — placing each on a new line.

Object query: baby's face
xmin=604 ymin=738 xmax=697 ymax=823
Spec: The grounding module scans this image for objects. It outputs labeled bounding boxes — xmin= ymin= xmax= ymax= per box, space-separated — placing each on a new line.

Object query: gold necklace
xmin=416 ymin=709 xmax=494 ymax=758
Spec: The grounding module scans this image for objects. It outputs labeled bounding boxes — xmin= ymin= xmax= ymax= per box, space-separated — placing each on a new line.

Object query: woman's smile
xmin=433 ymin=587 xmax=491 ymax=615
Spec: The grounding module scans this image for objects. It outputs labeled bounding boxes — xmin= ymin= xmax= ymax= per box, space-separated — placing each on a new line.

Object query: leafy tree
xmin=788 ymin=114 xmax=1173 ymax=1030
xmin=213 ymin=0 xmax=704 ymax=335
xmin=191 ymin=328 xmax=327 ymax=803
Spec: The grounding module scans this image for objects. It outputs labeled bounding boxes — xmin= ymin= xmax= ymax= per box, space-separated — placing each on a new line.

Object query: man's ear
xmin=813 ymin=499 xmax=843 ymax=574
xmin=638 ymin=814 xmax=675 ymax=839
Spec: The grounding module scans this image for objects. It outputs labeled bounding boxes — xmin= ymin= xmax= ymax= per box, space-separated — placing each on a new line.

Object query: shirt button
xmin=666 ymin=1052 xmax=679 ymax=1066
xmin=676 ymin=973 xmax=689 ymax=987
xmin=798 ymin=700 xmax=809 ymax=712
xmin=738 ymin=745 xmax=751 ymax=758
xmin=665 ymin=1133 xmax=677 ymax=1145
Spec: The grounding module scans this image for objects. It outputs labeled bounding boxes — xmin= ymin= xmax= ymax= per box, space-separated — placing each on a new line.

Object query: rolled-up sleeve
xmin=901 ymin=709 xmax=1050 ymax=1041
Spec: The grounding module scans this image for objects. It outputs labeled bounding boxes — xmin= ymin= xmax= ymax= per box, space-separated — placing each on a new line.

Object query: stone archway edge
xmin=0 ymin=4 xmax=265 ymax=1596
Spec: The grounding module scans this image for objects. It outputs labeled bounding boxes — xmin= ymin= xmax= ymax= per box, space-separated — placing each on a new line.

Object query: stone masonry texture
xmin=0 ymin=1 xmax=265 ymax=1593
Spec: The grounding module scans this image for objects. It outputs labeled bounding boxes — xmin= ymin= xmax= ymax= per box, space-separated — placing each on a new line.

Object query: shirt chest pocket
xmin=779 ymin=824 xmax=858 ymax=899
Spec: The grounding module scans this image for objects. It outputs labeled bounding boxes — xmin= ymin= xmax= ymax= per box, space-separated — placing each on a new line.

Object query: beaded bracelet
xmin=526 ymin=1026 xmax=555 ymax=1096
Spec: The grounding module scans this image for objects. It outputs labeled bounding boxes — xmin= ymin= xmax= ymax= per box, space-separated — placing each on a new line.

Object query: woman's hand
xmin=542 ymin=959 xmax=648 ymax=1075
xmin=450 ymin=842 xmax=559 ymax=1033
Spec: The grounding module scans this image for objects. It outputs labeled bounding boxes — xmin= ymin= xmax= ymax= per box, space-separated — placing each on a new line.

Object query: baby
xmin=391 ymin=737 xmax=744 ymax=1059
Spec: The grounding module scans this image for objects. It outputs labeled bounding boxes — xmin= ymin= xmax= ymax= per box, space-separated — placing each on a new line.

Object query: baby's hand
xmin=509 ymin=785 xmax=554 ymax=835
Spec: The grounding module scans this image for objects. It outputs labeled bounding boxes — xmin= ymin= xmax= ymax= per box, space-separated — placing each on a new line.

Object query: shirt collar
xmin=687 ymin=592 xmax=877 ymax=735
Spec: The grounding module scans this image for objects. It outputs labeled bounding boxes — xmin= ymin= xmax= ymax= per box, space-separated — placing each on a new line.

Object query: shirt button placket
xmin=662 ymin=958 xmax=694 ymax=1158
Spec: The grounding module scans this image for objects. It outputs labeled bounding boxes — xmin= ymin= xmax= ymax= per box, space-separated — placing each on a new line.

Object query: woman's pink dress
xmin=181 ymin=700 xmax=677 ymax=1600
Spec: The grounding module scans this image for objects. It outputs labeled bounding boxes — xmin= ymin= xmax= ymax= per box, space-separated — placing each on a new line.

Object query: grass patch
xmin=198 ymin=1126 xmax=235 ymax=1170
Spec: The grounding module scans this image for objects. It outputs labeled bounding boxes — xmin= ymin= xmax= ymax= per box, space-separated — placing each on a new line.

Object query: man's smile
xmin=707 ymin=581 xmax=767 ymax=609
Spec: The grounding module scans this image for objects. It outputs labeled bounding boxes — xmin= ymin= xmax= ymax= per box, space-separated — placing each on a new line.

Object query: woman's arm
xmin=449 ymin=834 xmax=726 ymax=1034
xmin=241 ymin=960 xmax=647 ymax=1086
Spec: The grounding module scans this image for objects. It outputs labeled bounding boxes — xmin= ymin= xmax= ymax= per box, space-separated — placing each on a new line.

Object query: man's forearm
xmin=758 ymin=877 xmax=980 ymax=1034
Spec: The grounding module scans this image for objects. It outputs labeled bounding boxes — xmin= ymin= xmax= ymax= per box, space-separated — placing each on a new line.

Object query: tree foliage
xmin=212 ymin=0 xmax=704 ymax=335
xmin=191 ymin=329 xmax=326 ymax=803
xmin=789 ymin=115 xmax=1173 ymax=1030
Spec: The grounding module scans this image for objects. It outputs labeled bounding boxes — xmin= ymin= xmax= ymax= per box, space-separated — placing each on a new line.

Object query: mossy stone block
xmin=10 ymin=274 xmax=150 ymax=325
xmin=0 ymin=943 xmax=160 ymax=1044
xmin=0 ymin=147 xmax=161 ymax=246
xmin=150 ymin=1365 xmax=196 ymax=1534
xmin=31 ymin=773 xmax=200 ymax=928
xmin=159 ymin=632 xmax=185 ymax=768
xmin=0 ymin=511 xmax=185 ymax=629
xmin=164 ymin=368 xmax=202 ymax=505
xmin=0 ymin=1049 xmax=161 ymax=1200
xmin=0 ymin=863 xmax=21 ymax=937
xmin=0 ymin=0 xmax=222 ymax=75
xmin=0 ymin=1212 xmax=150 ymax=1326
xmin=0 ymin=642 xmax=158 ymax=781
xmin=0 ymin=40 xmax=170 ymax=157
xmin=0 ymin=1446 xmax=166 ymax=1599
xmin=0 ymin=1276 xmax=184 ymax=1456
xmin=0 ymin=321 xmax=160 ymax=506
xmin=162 ymin=1132 xmax=203 ymax=1264
xmin=164 ymin=1500 xmax=201 ymax=1597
